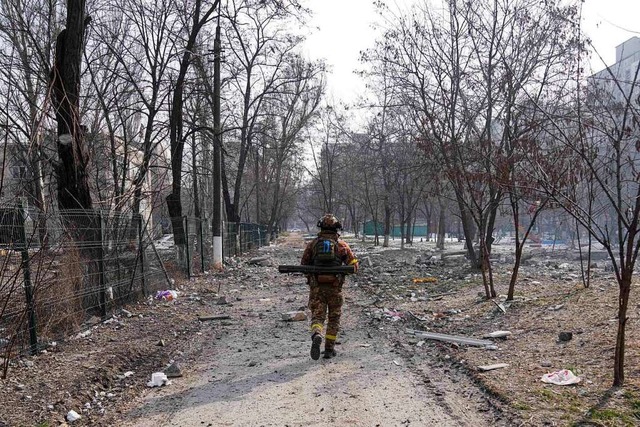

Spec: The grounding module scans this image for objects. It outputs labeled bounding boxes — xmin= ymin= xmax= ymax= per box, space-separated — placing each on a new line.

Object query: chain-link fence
xmin=0 ymin=210 xmax=272 ymax=375
xmin=0 ymin=208 xmax=168 ymax=372
xmin=142 ymin=218 xmax=271 ymax=279
xmin=181 ymin=216 xmax=212 ymax=278
xmin=222 ymin=222 xmax=269 ymax=258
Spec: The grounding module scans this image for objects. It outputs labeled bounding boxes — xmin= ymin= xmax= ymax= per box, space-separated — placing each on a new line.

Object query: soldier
xmin=301 ymin=214 xmax=358 ymax=360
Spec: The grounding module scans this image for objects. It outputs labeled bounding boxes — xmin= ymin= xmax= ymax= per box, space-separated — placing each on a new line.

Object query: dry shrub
xmin=33 ymin=244 xmax=85 ymax=340
xmin=162 ymin=258 xmax=181 ymax=284
xmin=0 ymin=252 xmax=30 ymax=358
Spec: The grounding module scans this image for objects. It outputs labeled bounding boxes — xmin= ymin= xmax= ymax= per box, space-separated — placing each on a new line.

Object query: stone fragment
xmin=248 ymin=256 xmax=272 ymax=266
xmin=477 ymin=363 xmax=508 ymax=372
xmin=66 ymin=410 xmax=81 ymax=422
xmin=164 ymin=362 xmax=183 ymax=378
xmin=484 ymin=331 xmax=512 ymax=339
xmin=281 ymin=311 xmax=307 ymax=321
xmin=558 ymin=332 xmax=573 ymax=342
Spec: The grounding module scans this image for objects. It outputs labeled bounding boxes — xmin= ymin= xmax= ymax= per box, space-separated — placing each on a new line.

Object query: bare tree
xmin=165 ymin=0 xmax=220 ymax=264
xmin=260 ymin=56 xmax=324 ymax=238
xmin=364 ymin=0 xmax=581 ymax=298
xmin=534 ymin=50 xmax=640 ymax=386
xmin=219 ymin=0 xmax=306 ymax=226
xmin=0 ymin=0 xmax=61 ymax=243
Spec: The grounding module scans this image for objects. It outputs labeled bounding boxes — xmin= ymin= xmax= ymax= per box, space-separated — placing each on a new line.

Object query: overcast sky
xmin=302 ymin=0 xmax=640 ymax=104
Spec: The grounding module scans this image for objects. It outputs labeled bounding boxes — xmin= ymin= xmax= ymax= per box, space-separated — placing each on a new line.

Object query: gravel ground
xmin=1 ymin=232 xmax=638 ymax=426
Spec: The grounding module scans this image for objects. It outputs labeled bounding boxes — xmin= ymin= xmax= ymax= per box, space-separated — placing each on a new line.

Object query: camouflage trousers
xmin=308 ymin=279 xmax=343 ymax=349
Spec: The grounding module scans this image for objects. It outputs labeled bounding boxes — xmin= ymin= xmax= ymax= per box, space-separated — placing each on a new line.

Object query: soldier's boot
xmin=310 ymin=332 xmax=323 ymax=360
xmin=323 ymin=338 xmax=337 ymax=359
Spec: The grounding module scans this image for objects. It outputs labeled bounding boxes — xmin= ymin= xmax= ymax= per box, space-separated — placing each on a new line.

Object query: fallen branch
xmin=407 ymin=311 xmax=428 ymax=321
xmin=198 ymin=314 xmax=231 ymax=321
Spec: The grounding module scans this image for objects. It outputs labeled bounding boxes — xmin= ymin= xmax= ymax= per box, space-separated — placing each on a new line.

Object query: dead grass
xmin=33 ymin=245 xmax=85 ymax=339
xmin=368 ymin=252 xmax=640 ymax=427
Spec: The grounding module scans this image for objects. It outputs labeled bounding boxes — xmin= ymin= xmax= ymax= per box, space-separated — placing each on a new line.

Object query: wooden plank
xmin=477 ymin=363 xmax=509 ymax=372
xmin=406 ymin=329 xmax=493 ymax=347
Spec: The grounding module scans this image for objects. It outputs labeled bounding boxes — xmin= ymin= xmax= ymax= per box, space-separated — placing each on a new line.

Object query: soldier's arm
xmin=338 ymin=240 xmax=358 ymax=270
xmin=301 ymin=240 xmax=314 ymax=265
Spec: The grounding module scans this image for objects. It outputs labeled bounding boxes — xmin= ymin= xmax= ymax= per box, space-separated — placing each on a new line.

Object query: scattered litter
xmin=541 ymin=369 xmax=581 ymax=385
xmin=477 ymin=363 xmax=509 ymax=372
xmin=147 ymin=372 xmax=171 ymax=387
xmin=484 ymin=331 xmax=512 ymax=339
xmin=155 ymin=290 xmax=178 ymax=301
xmin=259 ymin=298 xmax=271 ymax=302
xmin=408 ymin=311 xmax=428 ymax=321
xmin=393 ymin=360 xmax=402 ymax=366
xmin=75 ymin=330 xmax=91 ymax=339
xmin=281 ymin=311 xmax=307 ymax=321
xmin=384 ymin=309 xmax=404 ymax=321
xmin=492 ymin=299 xmax=507 ymax=313
xmin=359 ymin=343 xmax=372 ymax=347
xmin=549 ymin=304 xmax=564 ymax=311
xmin=406 ymin=329 xmax=493 ymax=347
xmin=412 ymin=277 xmax=438 ymax=284
xmin=66 ymin=410 xmax=81 ymax=422
xmin=198 ymin=314 xmax=231 ymax=321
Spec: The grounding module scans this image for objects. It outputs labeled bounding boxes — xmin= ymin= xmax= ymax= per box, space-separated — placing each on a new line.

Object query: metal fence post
xmin=18 ymin=205 xmax=38 ymax=355
xmin=138 ymin=214 xmax=147 ymax=296
xmin=184 ymin=216 xmax=191 ymax=279
xmin=98 ymin=211 xmax=107 ymax=320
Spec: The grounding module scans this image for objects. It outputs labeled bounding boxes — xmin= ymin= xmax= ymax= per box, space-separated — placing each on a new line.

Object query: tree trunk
xmin=166 ymin=0 xmax=219 ymax=264
xmin=383 ymin=201 xmax=391 ymax=247
xmin=507 ymin=245 xmax=522 ymax=301
xmin=436 ymin=203 xmax=446 ymax=250
xmin=613 ymin=270 xmax=632 ymax=386
xmin=459 ymin=204 xmax=479 ymax=267
xmin=50 ymin=1 xmax=92 ymax=212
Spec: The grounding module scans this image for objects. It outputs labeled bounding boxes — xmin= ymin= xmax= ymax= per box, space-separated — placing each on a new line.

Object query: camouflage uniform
xmin=301 ymin=229 xmax=357 ymax=358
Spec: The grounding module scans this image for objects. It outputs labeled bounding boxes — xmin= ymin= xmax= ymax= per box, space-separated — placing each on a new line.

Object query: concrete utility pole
xmin=212 ymin=22 xmax=223 ymax=270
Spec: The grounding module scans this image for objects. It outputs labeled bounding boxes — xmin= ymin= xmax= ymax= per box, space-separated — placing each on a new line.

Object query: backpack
xmin=312 ymin=236 xmax=341 ymax=267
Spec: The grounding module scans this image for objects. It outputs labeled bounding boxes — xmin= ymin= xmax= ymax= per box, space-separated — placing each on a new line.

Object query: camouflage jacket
xmin=300 ymin=231 xmax=357 ymax=267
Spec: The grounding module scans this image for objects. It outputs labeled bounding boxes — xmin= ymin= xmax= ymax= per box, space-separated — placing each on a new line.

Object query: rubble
xmin=477 ymin=363 xmax=508 ymax=372
xmin=406 ymin=329 xmax=493 ymax=347
xmin=281 ymin=311 xmax=307 ymax=321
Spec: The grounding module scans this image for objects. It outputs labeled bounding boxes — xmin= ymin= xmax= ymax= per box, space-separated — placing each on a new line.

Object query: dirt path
xmin=121 ymin=235 xmax=502 ymax=426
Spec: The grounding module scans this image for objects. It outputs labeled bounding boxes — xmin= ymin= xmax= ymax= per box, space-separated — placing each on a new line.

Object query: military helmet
xmin=317 ymin=213 xmax=342 ymax=231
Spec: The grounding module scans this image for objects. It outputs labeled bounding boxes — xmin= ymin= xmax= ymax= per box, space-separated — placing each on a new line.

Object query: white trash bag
xmin=541 ymin=369 xmax=581 ymax=385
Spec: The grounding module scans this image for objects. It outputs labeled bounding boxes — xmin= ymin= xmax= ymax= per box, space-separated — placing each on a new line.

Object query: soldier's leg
xmin=308 ymin=283 xmax=326 ymax=360
xmin=308 ymin=283 xmax=327 ymax=336
xmin=323 ymin=281 xmax=343 ymax=358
